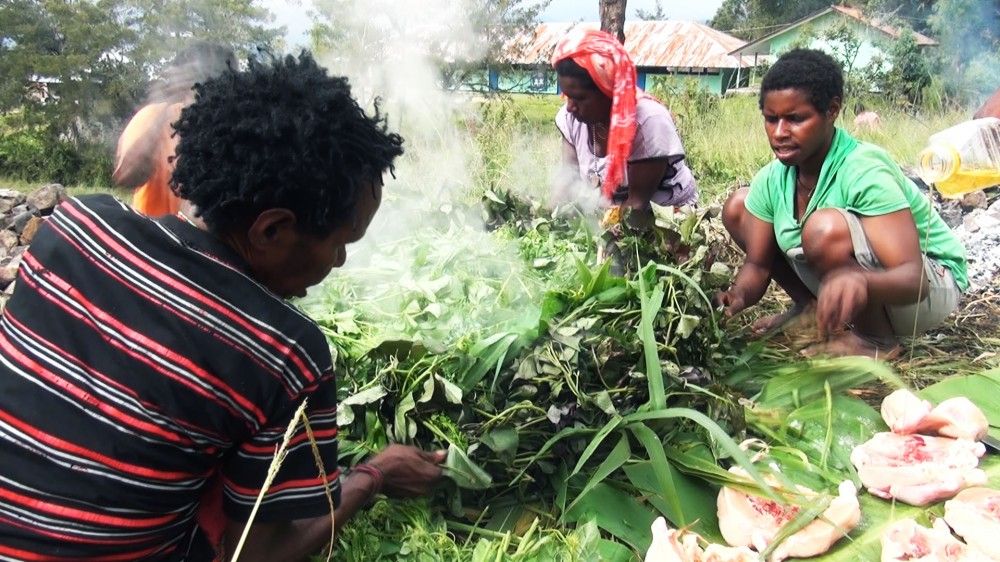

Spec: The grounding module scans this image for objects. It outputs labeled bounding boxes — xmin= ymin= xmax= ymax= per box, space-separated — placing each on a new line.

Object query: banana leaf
xmin=753 ymin=357 xmax=904 ymax=410
xmin=563 ymin=482 xmax=655 ymax=554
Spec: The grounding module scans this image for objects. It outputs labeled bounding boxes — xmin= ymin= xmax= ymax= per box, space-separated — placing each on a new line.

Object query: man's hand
xmin=715 ymin=289 xmax=747 ymax=318
xmin=367 ymin=444 xmax=445 ymax=498
xmin=816 ymin=269 xmax=868 ymax=336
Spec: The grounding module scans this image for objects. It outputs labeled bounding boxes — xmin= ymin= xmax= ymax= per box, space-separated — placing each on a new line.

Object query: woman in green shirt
xmin=716 ymin=49 xmax=967 ymax=358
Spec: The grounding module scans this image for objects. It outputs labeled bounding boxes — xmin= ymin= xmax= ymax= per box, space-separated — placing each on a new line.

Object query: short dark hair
xmin=759 ymin=48 xmax=844 ymax=113
xmin=170 ymin=51 xmax=404 ymax=236
xmin=554 ymin=58 xmax=598 ymax=91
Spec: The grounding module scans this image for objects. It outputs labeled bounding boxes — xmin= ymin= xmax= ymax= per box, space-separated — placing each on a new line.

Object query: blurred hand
xmin=368 ymin=444 xmax=445 ymax=498
xmin=715 ymin=289 xmax=746 ymax=319
xmin=816 ymin=269 xmax=868 ymax=336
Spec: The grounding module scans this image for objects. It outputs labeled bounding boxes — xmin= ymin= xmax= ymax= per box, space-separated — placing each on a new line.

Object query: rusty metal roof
xmin=502 ymin=21 xmax=754 ymax=70
xmin=731 ymin=4 xmax=937 ymax=55
xmin=831 ymin=5 xmax=936 ymax=45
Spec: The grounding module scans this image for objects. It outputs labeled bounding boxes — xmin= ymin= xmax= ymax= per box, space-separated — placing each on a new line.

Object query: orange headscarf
xmin=551 ymin=28 xmax=645 ymax=200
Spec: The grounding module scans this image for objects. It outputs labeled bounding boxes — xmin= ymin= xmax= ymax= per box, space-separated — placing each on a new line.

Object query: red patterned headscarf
xmin=551 ymin=28 xmax=645 ymax=200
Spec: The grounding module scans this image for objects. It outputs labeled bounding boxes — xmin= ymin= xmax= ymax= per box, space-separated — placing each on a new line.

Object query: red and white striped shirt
xmin=0 ymin=195 xmax=340 ymax=560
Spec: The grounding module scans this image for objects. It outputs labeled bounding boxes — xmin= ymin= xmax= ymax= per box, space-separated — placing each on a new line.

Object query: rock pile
xmin=0 ymin=184 xmax=67 ymax=308
xmin=954 ymin=196 xmax=1000 ymax=293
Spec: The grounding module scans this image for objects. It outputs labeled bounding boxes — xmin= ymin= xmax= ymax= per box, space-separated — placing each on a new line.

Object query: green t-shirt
xmin=745 ymin=128 xmax=969 ymax=291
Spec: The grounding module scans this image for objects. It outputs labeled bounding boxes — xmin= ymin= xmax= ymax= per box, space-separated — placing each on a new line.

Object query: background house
xmin=473 ymin=21 xmax=754 ymax=96
xmin=730 ymin=5 xmax=936 ymax=76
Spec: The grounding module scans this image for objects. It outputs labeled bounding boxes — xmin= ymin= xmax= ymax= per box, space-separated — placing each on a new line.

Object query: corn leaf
xmin=568 ymin=432 xmax=631 ymax=513
xmin=628 ymin=423 xmax=684 ymax=524
xmin=637 ymin=267 xmax=666 ymax=410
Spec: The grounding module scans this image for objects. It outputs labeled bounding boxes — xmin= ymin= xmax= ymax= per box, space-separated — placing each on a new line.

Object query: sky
xmin=265 ymin=0 xmax=727 ymax=49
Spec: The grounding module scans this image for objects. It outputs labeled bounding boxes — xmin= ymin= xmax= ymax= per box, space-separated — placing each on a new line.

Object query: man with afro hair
xmin=0 ymin=51 xmax=444 ymax=561
xmin=716 ymin=48 xmax=967 ymax=358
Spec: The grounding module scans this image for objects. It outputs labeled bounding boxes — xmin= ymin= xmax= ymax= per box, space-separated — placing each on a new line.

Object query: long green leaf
xmin=622 ymin=407 xmax=778 ymax=498
xmin=568 ymin=433 xmax=631 ymax=513
xmin=638 ymin=268 xmax=667 ymax=410
xmin=623 ymin=459 xmax=722 ymax=543
xmin=754 ymin=357 xmax=904 ymax=409
xmin=563 ymin=483 xmax=656 ymax=553
xmin=628 ymin=422 xmax=685 ymax=525
xmin=571 ymin=415 xmax=624 ymax=476
xmin=510 ymin=427 xmax=594 ymax=485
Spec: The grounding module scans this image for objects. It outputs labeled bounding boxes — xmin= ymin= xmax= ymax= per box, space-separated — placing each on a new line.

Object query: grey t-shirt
xmin=555 ymin=97 xmax=698 ymax=206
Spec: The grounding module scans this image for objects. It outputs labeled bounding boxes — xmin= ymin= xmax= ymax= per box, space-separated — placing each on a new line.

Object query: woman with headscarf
xmin=550 ymin=29 xmax=698 ymax=215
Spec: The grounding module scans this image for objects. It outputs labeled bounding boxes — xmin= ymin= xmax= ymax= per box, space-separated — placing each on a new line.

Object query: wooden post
xmin=600 ymin=0 xmax=628 ymax=44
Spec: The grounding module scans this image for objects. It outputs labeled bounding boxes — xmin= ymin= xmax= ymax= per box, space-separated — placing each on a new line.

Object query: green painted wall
xmin=468 ymin=68 xmax=735 ymax=96
xmin=766 ymin=11 xmax=896 ymax=71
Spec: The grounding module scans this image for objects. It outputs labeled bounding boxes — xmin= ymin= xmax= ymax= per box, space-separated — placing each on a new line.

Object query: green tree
xmin=309 ymin=0 xmax=550 ymax=92
xmin=710 ymin=0 xmax=829 ymax=40
xmin=634 ymin=0 xmax=666 ymax=21
xmin=927 ymin=0 xmax=1000 ymax=101
xmin=121 ymin=0 xmax=282 ymax=77
xmin=0 ymin=0 xmax=283 ymax=184
xmin=880 ymin=29 xmax=931 ymax=106
xmin=0 ymin=0 xmax=140 ymax=135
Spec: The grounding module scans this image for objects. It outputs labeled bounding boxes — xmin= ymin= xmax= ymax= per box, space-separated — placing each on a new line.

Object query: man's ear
xmin=246 ymin=208 xmax=298 ymax=250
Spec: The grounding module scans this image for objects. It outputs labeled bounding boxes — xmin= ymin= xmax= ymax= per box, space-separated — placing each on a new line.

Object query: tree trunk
xmin=600 ymin=0 xmax=628 ymax=44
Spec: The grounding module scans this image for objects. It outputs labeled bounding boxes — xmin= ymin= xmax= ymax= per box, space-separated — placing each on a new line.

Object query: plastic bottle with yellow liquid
xmin=918 ymin=117 xmax=1000 ymax=198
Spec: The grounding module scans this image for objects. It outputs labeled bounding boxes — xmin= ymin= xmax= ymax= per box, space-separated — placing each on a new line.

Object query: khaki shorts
xmin=786 ymin=208 xmax=961 ymax=336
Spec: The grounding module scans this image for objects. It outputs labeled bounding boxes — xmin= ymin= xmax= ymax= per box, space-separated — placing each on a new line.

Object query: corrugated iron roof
xmin=831 ymin=5 xmax=937 ymax=45
xmin=730 ymin=4 xmax=937 ymax=55
xmin=502 ymin=21 xmax=754 ymax=70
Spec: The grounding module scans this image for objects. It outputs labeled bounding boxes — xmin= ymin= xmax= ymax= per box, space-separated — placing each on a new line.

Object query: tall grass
xmin=501 ymin=94 xmax=973 ymax=205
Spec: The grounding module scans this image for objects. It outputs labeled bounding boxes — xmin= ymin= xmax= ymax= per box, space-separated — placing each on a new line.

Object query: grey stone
xmin=0 ymin=229 xmax=17 ymax=252
xmin=961 ymin=190 xmax=989 ymax=210
xmin=8 ymin=210 xmax=38 ymax=234
xmin=0 ymin=252 xmax=23 ymax=288
xmin=26 ymin=183 xmax=67 ymax=214
xmin=0 ymin=189 xmax=26 ymax=215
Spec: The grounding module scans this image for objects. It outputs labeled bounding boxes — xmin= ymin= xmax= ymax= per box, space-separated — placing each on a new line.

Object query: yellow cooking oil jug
xmin=918 ymin=117 xmax=1000 ymax=198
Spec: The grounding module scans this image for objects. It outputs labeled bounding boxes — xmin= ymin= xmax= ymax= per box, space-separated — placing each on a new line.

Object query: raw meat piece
xmin=644 ymin=517 xmax=757 ymax=562
xmin=880 ymin=389 xmax=989 ymax=442
xmin=916 ymin=398 xmax=990 ymax=442
xmin=882 ymin=389 xmax=934 ymax=434
xmin=769 ymin=481 xmax=861 ymax=562
xmin=851 ymin=433 xmax=987 ymax=506
xmin=645 ymin=517 xmax=702 ymax=562
xmin=702 ymin=543 xmax=758 ymax=562
xmin=944 ymin=487 xmax=1000 ymax=560
xmin=880 ymin=518 xmax=988 ymax=562
xmin=717 ymin=469 xmax=860 ymax=560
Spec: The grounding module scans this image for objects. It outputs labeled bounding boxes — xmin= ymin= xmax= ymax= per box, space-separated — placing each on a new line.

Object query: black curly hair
xmin=170 ymin=51 xmax=404 ymax=236
xmin=554 ymin=58 xmax=598 ymax=91
xmin=759 ymin=48 xmax=844 ymax=113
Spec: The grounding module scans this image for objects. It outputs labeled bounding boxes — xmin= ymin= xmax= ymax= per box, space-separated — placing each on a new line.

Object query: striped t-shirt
xmin=0 ymin=195 xmax=340 ymax=560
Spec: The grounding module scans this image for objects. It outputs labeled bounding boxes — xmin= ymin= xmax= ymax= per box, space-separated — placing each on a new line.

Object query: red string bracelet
xmin=351 ymin=463 xmax=384 ymax=501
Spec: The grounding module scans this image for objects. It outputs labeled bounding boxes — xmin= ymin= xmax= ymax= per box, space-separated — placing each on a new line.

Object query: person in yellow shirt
xmin=113 ymin=43 xmax=235 ymax=217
